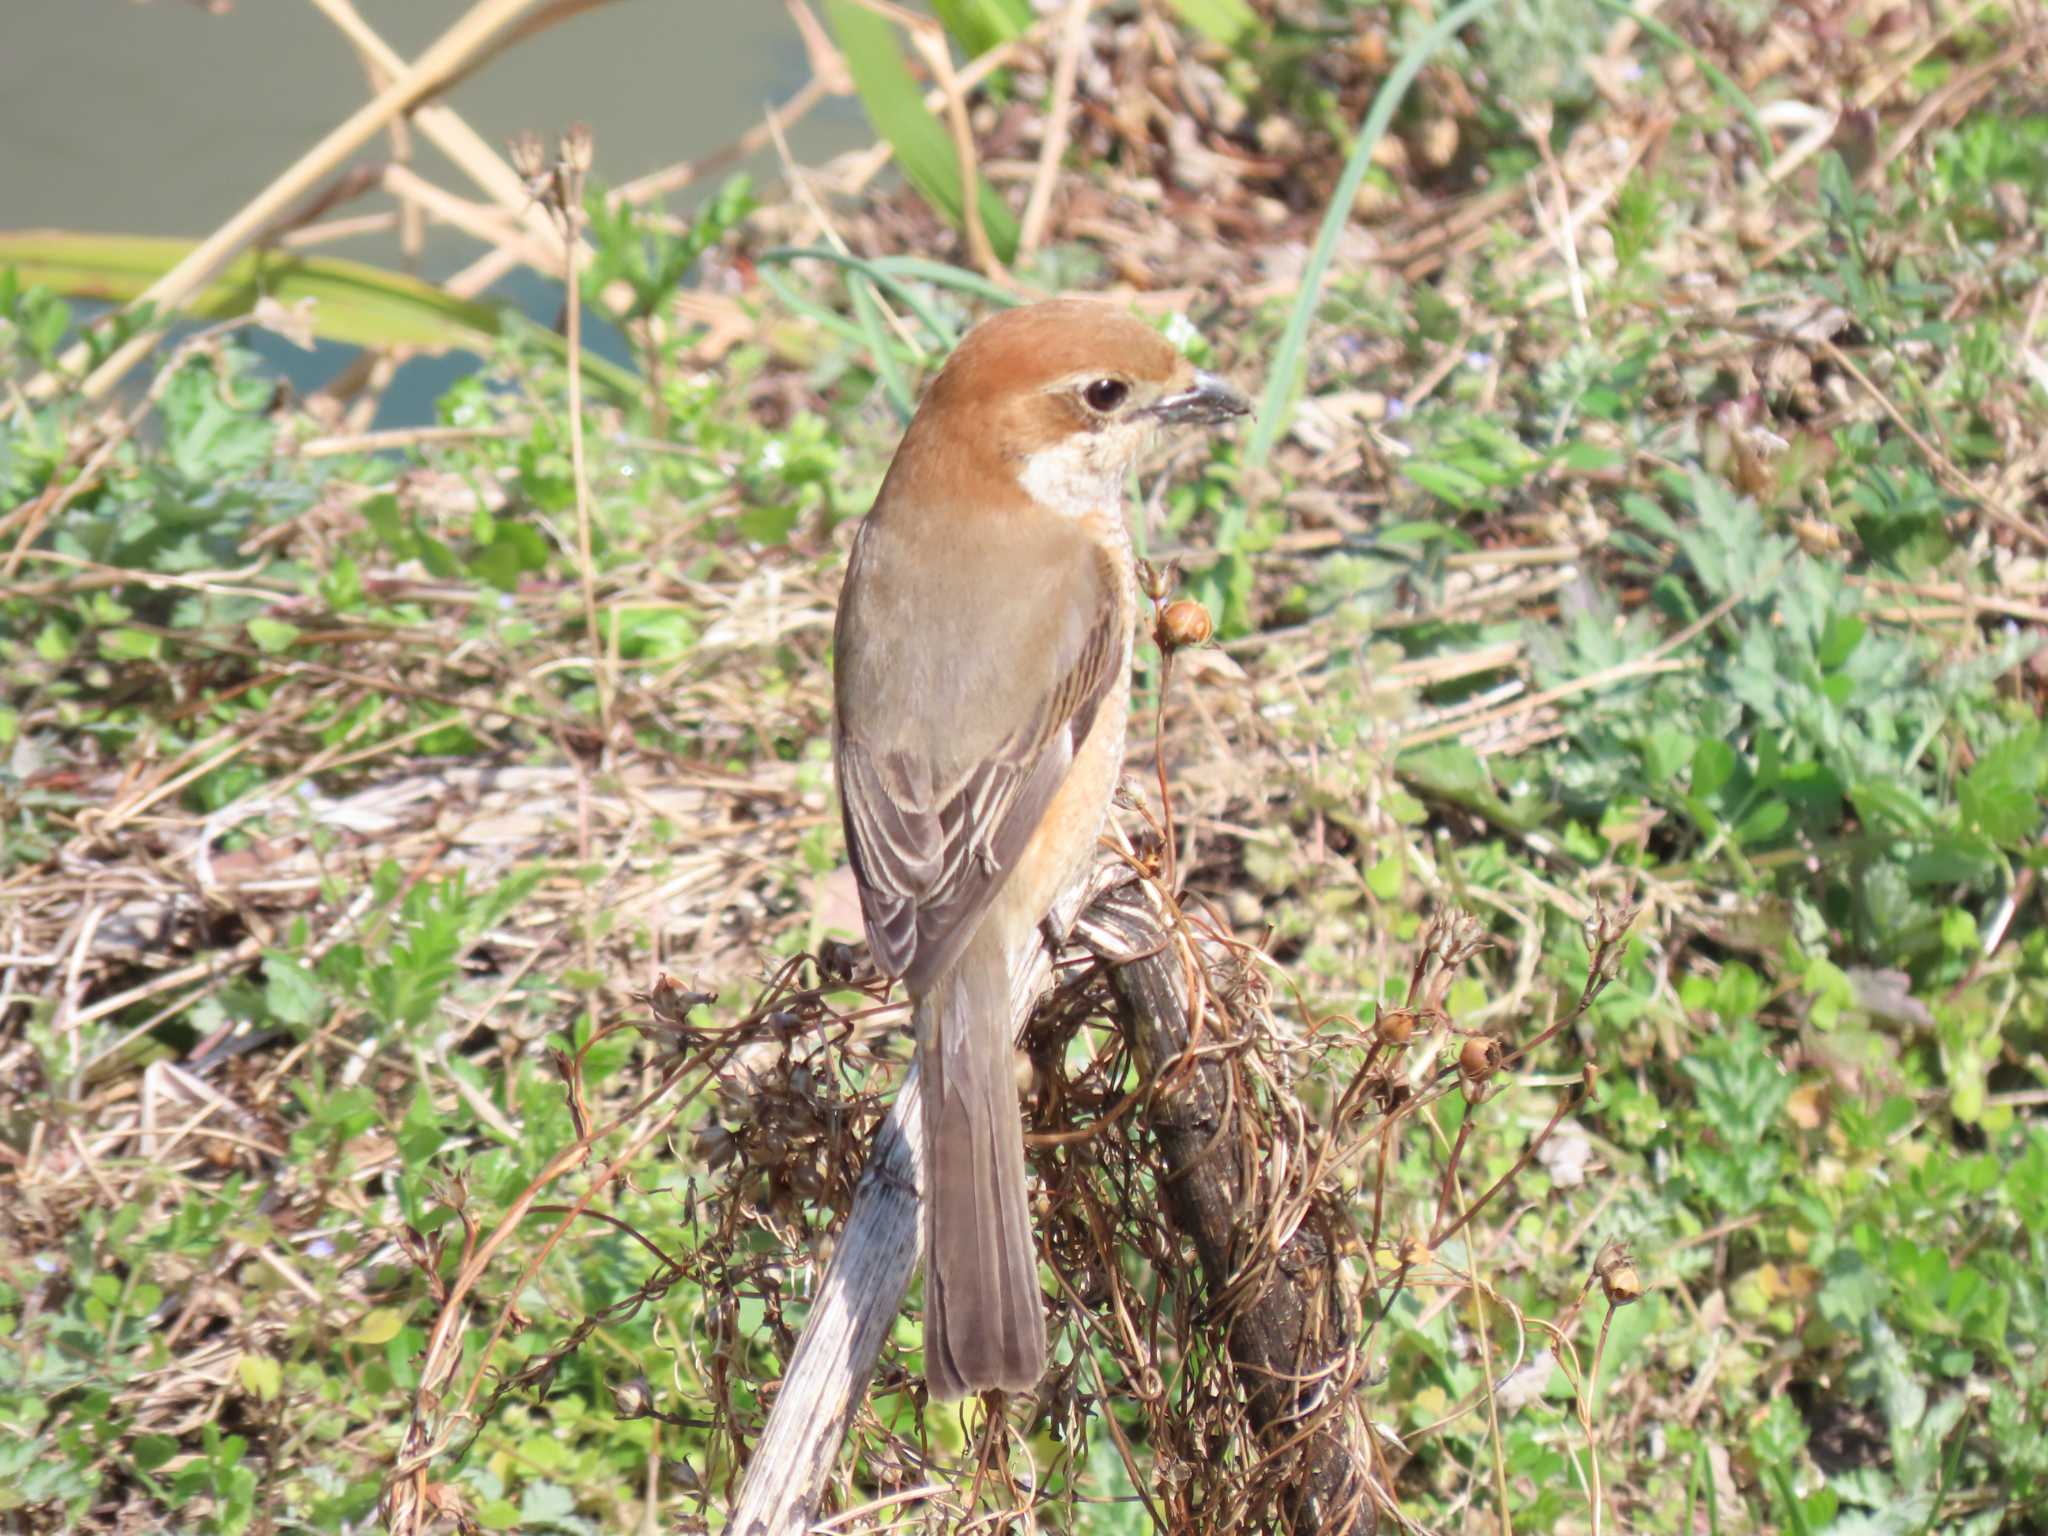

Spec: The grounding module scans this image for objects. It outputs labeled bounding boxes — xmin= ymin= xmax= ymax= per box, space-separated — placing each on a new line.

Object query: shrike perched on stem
xmin=832 ymin=300 xmax=1249 ymax=1399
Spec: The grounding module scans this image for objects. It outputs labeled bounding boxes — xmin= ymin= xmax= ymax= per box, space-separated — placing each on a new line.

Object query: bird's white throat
xmin=1015 ymin=434 xmax=1138 ymax=522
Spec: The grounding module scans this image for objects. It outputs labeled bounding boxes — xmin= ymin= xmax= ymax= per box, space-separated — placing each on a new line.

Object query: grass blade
xmin=1166 ymin=0 xmax=1259 ymax=49
xmin=1244 ymin=0 xmax=1507 ymax=472
xmin=1 ymin=230 xmax=640 ymax=400
xmin=758 ymin=246 xmax=962 ymax=347
xmin=1590 ymin=0 xmax=1775 ymax=169
xmin=822 ymin=0 xmax=1020 ymax=262
xmin=931 ymin=0 xmax=1030 ymax=55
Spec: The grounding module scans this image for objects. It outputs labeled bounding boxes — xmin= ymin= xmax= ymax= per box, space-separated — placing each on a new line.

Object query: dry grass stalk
xmin=44 ymin=0 xmax=549 ymax=405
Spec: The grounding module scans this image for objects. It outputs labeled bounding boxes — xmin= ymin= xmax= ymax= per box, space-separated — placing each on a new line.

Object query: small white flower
xmin=1164 ymin=312 xmax=1200 ymax=353
xmin=758 ymin=440 xmax=788 ymax=473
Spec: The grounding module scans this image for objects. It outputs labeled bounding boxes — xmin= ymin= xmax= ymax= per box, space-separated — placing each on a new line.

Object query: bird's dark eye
xmin=1082 ymin=377 xmax=1130 ymax=413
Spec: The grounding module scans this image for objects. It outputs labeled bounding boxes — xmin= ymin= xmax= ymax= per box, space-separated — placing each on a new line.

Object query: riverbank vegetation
xmin=5 ymin=1 xmax=2048 ymax=1531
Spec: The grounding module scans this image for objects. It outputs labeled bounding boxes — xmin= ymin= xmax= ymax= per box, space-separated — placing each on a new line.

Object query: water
xmin=1 ymin=1 xmax=869 ymax=420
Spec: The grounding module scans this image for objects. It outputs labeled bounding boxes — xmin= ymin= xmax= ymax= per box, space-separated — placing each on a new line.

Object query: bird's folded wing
xmin=838 ymin=594 xmax=1122 ymax=993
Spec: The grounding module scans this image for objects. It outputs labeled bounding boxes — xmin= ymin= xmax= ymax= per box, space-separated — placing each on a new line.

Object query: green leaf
xmin=1691 ymin=739 xmax=1737 ymax=800
xmin=823 ymin=0 xmax=1019 ymax=261
xmin=359 ymin=495 xmax=409 ymax=557
xmin=264 ymin=954 xmax=327 ymax=1028
xmin=469 ymin=535 xmax=537 ymax=594
xmin=737 ymin=502 xmax=801 ymax=547
xmin=1399 ymin=742 xmax=1544 ymax=831
xmin=24 ymin=291 xmax=73 ymax=362
xmin=1735 ymin=798 xmax=1790 ymax=845
xmin=1187 ymin=550 xmax=1255 ymax=638
xmin=34 ymin=620 xmax=76 ymax=662
xmin=1851 ymin=779 xmax=1933 ymax=835
xmin=1960 ymin=726 xmax=2046 ymax=846
xmin=98 ymin=627 xmax=161 ymax=661
xmin=347 ymin=1308 xmax=404 ymax=1346
xmin=1905 ymin=832 xmax=2000 ymax=885
xmin=236 ymin=1354 xmax=282 ymax=1402
xmin=931 ymin=0 xmax=1029 ymax=53
xmin=1817 ymin=613 xmax=1865 ymax=671
xmin=245 ymin=618 xmax=300 ymax=654
xmin=0 ymin=232 xmax=639 ymax=400
xmin=1402 ymin=459 xmax=1491 ymax=510
xmin=1166 ymin=0 xmax=1259 ymax=47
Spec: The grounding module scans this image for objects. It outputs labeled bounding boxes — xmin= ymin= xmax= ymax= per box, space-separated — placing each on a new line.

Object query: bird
xmin=831 ymin=299 xmax=1249 ymax=1399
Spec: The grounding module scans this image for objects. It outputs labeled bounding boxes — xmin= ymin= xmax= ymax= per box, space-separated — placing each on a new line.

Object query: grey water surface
xmin=0 ymin=1 xmax=868 ymax=419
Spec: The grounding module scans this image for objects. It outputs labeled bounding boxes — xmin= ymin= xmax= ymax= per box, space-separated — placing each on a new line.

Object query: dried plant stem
xmin=1430 ymin=1084 xmax=1587 ymax=1253
xmin=1018 ymin=0 xmax=1091 ymax=255
xmin=1584 ymin=1301 xmax=1624 ymax=1536
xmin=44 ymin=0 xmax=545 ymax=406
xmin=432 ymin=64 xmax=831 ymax=323
xmin=1397 ymin=654 xmax=1698 ymax=751
xmin=378 ymin=163 xmax=559 ymax=269
xmin=1077 ymin=881 xmax=1375 ymax=1533
xmin=306 ymin=0 xmax=594 ymax=256
xmin=1153 ymin=649 xmax=1180 ymax=895
xmin=1814 ymin=335 xmax=2048 ymax=552
xmin=908 ymin=25 xmax=1002 ymax=280
xmin=1455 ymin=1187 xmax=1513 ymax=1536
xmin=559 ymin=181 xmax=612 ymax=748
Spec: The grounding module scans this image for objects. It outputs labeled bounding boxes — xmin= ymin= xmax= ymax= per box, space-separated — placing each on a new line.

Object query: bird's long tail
xmin=916 ymin=921 xmax=1046 ymax=1400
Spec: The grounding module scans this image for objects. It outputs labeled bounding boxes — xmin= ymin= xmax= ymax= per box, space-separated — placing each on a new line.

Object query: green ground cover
xmin=4 ymin=3 xmax=2048 ymax=1532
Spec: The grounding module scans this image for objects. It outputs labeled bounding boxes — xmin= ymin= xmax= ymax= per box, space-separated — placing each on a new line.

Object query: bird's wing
xmin=838 ymin=586 xmax=1123 ymax=993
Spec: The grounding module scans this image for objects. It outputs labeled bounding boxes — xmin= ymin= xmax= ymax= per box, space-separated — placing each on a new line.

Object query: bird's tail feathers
xmin=916 ymin=923 xmax=1046 ymax=1400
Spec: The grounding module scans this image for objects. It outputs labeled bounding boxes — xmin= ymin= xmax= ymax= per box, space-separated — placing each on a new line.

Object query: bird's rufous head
xmin=887 ymin=299 xmax=1249 ymax=515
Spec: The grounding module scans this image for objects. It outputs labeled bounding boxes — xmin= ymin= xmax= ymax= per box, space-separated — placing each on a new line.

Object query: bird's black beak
xmin=1149 ymin=370 xmax=1250 ymax=427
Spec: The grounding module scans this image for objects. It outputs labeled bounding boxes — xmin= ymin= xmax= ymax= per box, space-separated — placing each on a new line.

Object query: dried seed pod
xmin=1371 ymin=1076 xmax=1413 ymax=1114
xmin=664 ymin=1457 xmax=704 ymax=1495
xmin=609 ymin=1375 xmax=653 ymax=1419
xmin=693 ymin=1122 xmax=738 ymax=1169
xmin=1596 ymin=1244 xmax=1643 ymax=1305
xmin=1602 ymin=1259 xmax=1643 ymax=1305
xmin=1458 ymin=1036 xmax=1501 ymax=1080
xmin=561 ymin=122 xmax=594 ymax=177
xmin=1155 ymin=598 xmax=1214 ymax=651
xmin=1375 ymin=1006 xmax=1416 ymax=1046
xmin=817 ymin=938 xmax=859 ymax=983
xmin=507 ymin=131 xmax=547 ymax=182
xmin=1136 ymin=557 xmax=1178 ymax=603
xmin=644 ymin=973 xmax=716 ymax=1027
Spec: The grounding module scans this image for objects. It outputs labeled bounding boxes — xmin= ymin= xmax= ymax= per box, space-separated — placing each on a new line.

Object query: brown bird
xmin=832 ymin=299 xmax=1249 ymax=1398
